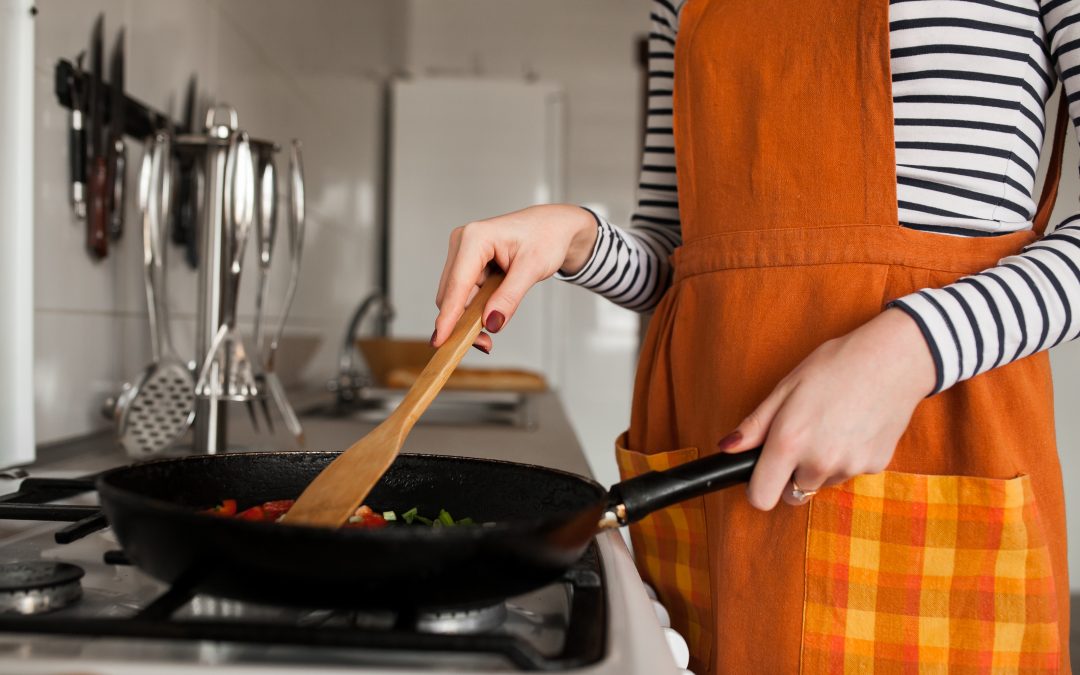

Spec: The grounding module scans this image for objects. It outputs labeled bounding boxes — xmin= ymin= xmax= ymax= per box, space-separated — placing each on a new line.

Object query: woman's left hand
xmin=718 ymin=308 xmax=937 ymax=510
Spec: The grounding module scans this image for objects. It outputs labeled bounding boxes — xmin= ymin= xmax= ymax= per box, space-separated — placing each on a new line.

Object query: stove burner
xmin=416 ymin=602 xmax=509 ymax=635
xmin=0 ymin=562 xmax=84 ymax=615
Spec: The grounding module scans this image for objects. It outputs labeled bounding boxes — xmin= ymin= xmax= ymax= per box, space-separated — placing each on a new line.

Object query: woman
xmin=432 ymin=0 xmax=1075 ymax=671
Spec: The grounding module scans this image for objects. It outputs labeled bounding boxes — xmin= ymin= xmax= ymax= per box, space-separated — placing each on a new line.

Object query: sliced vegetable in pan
xmin=202 ymin=499 xmax=478 ymax=528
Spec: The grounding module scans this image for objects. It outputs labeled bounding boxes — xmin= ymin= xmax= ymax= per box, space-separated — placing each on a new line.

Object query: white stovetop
xmin=0 ymin=531 xmax=677 ymax=675
xmin=0 ymin=392 xmax=683 ymax=675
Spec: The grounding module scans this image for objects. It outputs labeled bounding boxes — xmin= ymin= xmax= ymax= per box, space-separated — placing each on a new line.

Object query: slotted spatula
xmin=282 ymin=269 xmax=505 ymax=528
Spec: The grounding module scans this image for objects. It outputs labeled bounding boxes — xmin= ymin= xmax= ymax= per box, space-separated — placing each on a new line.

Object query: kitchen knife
xmin=85 ymin=15 xmax=108 ymax=260
xmin=107 ymin=29 xmax=126 ymax=241
xmin=174 ymin=76 xmax=199 ymax=268
xmin=68 ymin=52 xmax=87 ymax=220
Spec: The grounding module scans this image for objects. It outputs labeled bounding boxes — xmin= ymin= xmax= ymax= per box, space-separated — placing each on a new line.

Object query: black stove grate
xmin=0 ymin=475 xmax=608 ymax=671
xmin=0 ymin=475 xmax=107 ymax=543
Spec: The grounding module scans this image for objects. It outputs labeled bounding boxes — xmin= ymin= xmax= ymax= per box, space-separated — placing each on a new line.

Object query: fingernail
xmin=485 ymin=311 xmax=505 ymax=333
xmin=430 ymin=329 xmax=437 ymax=347
xmin=473 ymin=343 xmax=490 ymax=354
xmin=717 ymin=431 xmax=742 ymax=451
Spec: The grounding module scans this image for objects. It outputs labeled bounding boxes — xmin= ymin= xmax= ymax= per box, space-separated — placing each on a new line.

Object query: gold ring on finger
xmin=791 ymin=478 xmax=818 ymax=502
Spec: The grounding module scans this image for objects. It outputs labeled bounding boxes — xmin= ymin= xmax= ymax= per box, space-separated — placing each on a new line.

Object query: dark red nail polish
xmin=430 ymin=329 xmax=437 ymax=347
xmin=473 ymin=343 xmax=490 ymax=354
xmin=485 ymin=311 xmax=505 ymax=333
xmin=717 ymin=431 xmax=742 ymax=451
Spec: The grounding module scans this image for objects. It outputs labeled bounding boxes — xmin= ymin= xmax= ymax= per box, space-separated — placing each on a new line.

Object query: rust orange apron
xmin=615 ymin=1 xmax=1072 ymax=672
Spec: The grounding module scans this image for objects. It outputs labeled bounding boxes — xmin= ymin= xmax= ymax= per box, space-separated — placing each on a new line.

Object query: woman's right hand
xmin=433 ymin=204 xmax=598 ymax=352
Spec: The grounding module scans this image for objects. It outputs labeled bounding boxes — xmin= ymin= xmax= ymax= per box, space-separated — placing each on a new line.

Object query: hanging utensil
xmin=106 ymin=28 xmax=126 ymax=241
xmin=282 ymin=270 xmax=505 ymax=528
xmin=110 ymin=132 xmax=195 ymax=456
xmin=262 ymin=140 xmax=305 ymax=445
xmin=173 ymin=76 xmax=200 ymax=269
xmin=67 ymin=51 xmax=87 ymax=220
xmin=194 ymin=130 xmax=259 ymax=429
xmin=252 ymin=151 xmax=277 ymax=430
xmin=85 ymin=15 xmax=108 ymax=259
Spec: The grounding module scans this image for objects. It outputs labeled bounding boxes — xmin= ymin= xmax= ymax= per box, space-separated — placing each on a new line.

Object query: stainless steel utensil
xmin=261 ymin=139 xmax=306 ymax=445
xmin=194 ymin=130 xmax=258 ymax=423
xmin=252 ymin=152 xmax=277 ymax=430
xmin=112 ymin=132 xmax=195 ymax=456
xmin=192 ymin=104 xmax=240 ymax=455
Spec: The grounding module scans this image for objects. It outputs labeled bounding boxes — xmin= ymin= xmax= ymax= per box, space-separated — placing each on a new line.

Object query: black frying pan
xmin=97 ymin=449 xmax=760 ymax=609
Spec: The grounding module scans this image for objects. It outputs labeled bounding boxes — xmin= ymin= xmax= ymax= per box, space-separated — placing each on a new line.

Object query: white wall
xmin=401 ymin=0 xmax=651 ymax=488
xmin=32 ymin=0 xmax=402 ymax=444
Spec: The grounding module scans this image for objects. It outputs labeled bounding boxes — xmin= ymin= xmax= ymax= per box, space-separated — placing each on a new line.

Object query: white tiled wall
xmin=33 ymin=0 xmax=403 ymax=444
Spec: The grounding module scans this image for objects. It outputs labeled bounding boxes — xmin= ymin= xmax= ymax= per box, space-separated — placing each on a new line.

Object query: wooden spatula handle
xmin=392 ymin=270 xmax=505 ymax=432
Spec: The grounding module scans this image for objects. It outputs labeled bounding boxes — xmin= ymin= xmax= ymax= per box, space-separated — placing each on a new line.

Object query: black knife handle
xmin=87 ymin=157 xmax=109 ymax=260
xmin=608 ymin=447 xmax=761 ymax=525
xmin=70 ymin=110 xmax=86 ymax=218
xmin=108 ymin=139 xmax=125 ymax=240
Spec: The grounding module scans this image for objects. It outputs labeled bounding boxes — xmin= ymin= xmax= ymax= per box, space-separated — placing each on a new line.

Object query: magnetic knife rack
xmin=53 ymin=58 xmax=302 ymax=457
xmin=55 ymin=58 xmax=181 ymax=138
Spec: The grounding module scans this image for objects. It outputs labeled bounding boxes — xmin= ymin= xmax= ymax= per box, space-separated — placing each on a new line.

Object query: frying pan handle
xmin=602 ymin=447 xmax=761 ymax=527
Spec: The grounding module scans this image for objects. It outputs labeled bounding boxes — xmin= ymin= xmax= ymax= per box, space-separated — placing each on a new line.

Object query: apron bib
xmin=616 ymin=1 xmax=1071 ymax=672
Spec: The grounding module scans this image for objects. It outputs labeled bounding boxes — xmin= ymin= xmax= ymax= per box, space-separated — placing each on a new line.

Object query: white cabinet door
xmin=388 ymin=78 xmax=565 ymax=383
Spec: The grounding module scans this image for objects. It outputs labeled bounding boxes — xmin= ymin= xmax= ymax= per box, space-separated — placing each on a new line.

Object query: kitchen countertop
xmin=27 ymin=390 xmax=595 ymax=480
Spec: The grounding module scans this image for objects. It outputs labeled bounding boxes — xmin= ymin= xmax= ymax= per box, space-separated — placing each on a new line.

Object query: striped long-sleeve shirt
xmin=558 ymin=0 xmax=1080 ymax=395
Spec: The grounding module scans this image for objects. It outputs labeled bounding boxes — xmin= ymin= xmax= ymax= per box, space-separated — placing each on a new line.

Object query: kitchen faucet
xmin=330 ymin=291 xmax=395 ymax=404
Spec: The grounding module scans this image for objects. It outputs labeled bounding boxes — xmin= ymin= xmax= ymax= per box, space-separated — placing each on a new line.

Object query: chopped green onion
xmin=414 ymin=515 xmax=433 ymax=526
xmin=382 ymin=511 xmax=397 ymax=521
xmin=437 ymin=509 xmax=456 ymax=526
xmin=401 ymin=507 xmax=419 ymax=524
xmin=457 ymin=517 xmax=474 ymax=525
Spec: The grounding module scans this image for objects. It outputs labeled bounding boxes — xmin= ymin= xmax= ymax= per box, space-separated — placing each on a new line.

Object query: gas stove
xmin=0 ymin=470 xmax=687 ymax=674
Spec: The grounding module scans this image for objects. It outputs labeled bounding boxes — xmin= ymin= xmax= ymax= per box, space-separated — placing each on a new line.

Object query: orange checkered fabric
xmin=615 ymin=436 xmax=713 ymax=671
xmin=802 ymin=471 xmax=1060 ymax=673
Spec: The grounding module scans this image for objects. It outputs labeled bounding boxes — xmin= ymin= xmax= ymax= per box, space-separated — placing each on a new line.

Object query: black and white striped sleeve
xmin=891 ymin=0 xmax=1080 ymax=394
xmin=556 ymin=0 xmax=682 ymax=313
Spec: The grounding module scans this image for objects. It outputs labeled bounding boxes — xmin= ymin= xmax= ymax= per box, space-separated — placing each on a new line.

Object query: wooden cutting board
xmin=385 ymin=366 xmax=547 ymax=392
xmin=358 ymin=338 xmax=547 ymax=392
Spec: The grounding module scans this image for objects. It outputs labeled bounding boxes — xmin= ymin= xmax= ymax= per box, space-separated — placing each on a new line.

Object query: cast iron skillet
xmin=97 ymin=449 xmax=760 ymax=609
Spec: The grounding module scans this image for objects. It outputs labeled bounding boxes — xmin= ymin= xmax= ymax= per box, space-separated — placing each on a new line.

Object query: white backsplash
xmin=33 ymin=0 xmax=403 ymax=445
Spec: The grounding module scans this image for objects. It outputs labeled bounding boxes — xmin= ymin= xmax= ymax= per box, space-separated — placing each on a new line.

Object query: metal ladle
xmin=252 ymin=151 xmax=277 ymax=430
xmin=261 ymin=139 xmax=306 ymax=446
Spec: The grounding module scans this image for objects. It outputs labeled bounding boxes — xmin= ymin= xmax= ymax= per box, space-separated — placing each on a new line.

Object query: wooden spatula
xmin=282 ymin=270 xmax=505 ymax=528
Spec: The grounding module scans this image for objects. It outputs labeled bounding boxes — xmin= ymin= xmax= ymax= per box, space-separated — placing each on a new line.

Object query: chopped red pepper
xmin=236 ymin=505 xmax=268 ymax=521
xmin=260 ymin=500 xmax=295 ymax=521
xmin=203 ymin=499 xmax=238 ymax=517
xmin=345 ymin=506 xmax=388 ymax=529
xmin=205 ymin=499 xmax=395 ymax=528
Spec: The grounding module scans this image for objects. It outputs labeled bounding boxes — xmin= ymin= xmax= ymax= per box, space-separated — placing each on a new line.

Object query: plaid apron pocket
xmin=615 ymin=433 xmax=713 ymax=670
xmin=801 ymin=471 xmax=1060 ymax=673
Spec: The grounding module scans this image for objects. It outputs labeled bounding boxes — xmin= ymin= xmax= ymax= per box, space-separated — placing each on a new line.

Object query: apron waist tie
xmin=673 ymin=224 xmax=1038 ymax=282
